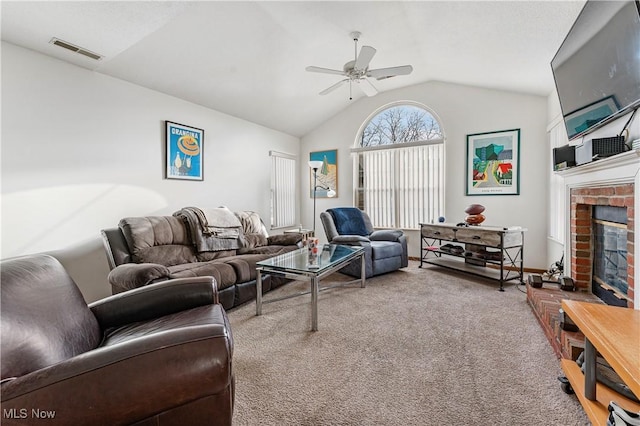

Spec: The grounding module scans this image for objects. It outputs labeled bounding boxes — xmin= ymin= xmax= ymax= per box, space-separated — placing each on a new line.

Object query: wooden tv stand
xmin=419 ymin=223 xmax=525 ymax=291
xmin=560 ymin=300 xmax=640 ymax=425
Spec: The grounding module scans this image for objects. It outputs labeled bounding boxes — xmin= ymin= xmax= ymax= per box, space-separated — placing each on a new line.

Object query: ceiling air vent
xmin=49 ymin=38 xmax=103 ymax=61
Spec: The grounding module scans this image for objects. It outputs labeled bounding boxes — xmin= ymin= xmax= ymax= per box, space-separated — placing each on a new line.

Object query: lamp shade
xmin=327 ymin=188 xmax=336 ymax=198
xmin=308 ymin=160 xmax=323 ymax=169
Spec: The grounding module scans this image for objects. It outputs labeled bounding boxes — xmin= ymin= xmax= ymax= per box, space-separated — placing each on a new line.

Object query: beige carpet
xmin=227 ymin=261 xmax=589 ymax=425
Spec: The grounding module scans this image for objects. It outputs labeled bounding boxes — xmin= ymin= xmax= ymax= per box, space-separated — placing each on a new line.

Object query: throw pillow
xmin=268 ymin=233 xmax=302 ymax=246
xmin=235 ymin=211 xmax=269 ymax=238
xmin=328 ymin=208 xmax=369 ymax=236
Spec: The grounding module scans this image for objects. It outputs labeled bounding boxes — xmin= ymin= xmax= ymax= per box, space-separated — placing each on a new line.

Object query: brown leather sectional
xmin=101 ymin=210 xmax=302 ymax=310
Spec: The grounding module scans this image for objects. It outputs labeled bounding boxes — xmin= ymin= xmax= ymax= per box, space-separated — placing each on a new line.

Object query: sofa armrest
xmin=101 ymin=227 xmax=132 ymax=270
xmin=1 ymin=305 xmax=232 ymax=424
xmin=331 ymin=235 xmax=371 ymax=245
xmin=369 ymin=229 xmax=404 ymax=242
xmin=89 ymin=277 xmax=218 ymax=329
xmin=267 ymin=233 xmax=303 ymax=246
xmin=107 ymin=262 xmax=171 ymax=294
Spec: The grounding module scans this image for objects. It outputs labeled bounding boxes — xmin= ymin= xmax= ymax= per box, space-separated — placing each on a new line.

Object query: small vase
xmin=308 ymin=237 xmax=320 ymax=267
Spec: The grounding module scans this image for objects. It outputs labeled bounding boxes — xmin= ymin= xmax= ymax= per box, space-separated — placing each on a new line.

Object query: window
xmin=353 ymin=103 xmax=445 ymax=229
xmin=270 ymin=151 xmax=296 ymax=229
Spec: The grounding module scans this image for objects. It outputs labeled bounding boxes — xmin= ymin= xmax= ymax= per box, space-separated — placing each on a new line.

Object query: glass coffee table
xmin=256 ymin=244 xmax=365 ymax=331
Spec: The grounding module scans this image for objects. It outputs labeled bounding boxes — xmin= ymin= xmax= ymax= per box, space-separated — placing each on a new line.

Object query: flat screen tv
xmin=551 ymin=0 xmax=640 ymax=140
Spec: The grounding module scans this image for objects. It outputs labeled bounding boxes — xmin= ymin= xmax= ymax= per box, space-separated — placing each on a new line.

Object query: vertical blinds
xmin=270 ymin=152 xmax=296 ymax=229
xmin=361 ymin=144 xmax=444 ymax=229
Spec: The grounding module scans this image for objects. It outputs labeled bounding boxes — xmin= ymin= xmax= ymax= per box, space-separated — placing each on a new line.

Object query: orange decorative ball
xmin=465 ymin=214 xmax=486 ymax=225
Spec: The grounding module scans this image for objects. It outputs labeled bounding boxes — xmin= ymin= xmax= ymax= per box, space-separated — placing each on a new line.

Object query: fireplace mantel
xmin=557 ymin=149 xmax=640 ymax=179
xmin=557 ymin=149 xmax=640 ymax=309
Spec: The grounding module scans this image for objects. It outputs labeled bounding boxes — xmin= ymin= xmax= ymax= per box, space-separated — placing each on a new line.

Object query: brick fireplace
xmin=527 ymin=151 xmax=640 ymax=360
xmin=561 ymin=151 xmax=640 ymax=310
xmin=570 ymin=184 xmax=635 ymax=307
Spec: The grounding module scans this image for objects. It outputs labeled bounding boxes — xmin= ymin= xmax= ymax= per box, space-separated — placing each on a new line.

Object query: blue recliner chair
xmin=320 ymin=207 xmax=408 ymax=278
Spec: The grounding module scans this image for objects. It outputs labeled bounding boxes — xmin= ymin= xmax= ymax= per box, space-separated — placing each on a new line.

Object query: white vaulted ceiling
xmin=1 ymin=1 xmax=586 ymax=137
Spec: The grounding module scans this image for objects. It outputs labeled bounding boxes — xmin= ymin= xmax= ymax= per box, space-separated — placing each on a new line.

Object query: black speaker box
xmin=558 ymin=276 xmax=575 ymax=291
xmin=527 ymin=274 xmax=543 ymax=288
xmin=592 ymin=136 xmax=626 ymax=158
xmin=553 ymin=145 xmax=576 ymax=170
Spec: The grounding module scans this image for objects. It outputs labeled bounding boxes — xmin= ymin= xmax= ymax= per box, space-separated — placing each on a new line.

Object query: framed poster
xmin=309 ymin=149 xmax=337 ymax=197
xmin=466 ymin=128 xmax=520 ymax=196
xmin=165 ymin=121 xmax=204 ymax=181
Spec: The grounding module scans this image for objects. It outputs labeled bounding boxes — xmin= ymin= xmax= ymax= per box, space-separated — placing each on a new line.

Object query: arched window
xmin=353 ymin=102 xmax=445 ymax=229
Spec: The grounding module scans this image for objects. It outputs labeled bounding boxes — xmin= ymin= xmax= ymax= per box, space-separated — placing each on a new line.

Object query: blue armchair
xmin=320 ymin=208 xmax=408 ymax=278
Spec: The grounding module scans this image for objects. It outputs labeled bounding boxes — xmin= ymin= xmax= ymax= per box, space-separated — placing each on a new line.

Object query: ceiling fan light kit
xmin=306 ymin=31 xmax=413 ymax=100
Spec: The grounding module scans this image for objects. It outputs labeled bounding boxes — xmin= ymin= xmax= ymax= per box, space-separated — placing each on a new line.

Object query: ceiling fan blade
xmin=306 ymin=66 xmax=345 ymax=76
xmin=357 ymin=78 xmax=378 ymax=97
xmin=319 ymin=79 xmax=348 ymax=95
xmin=355 ymin=46 xmax=376 ymax=70
xmin=367 ymin=65 xmax=413 ymax=80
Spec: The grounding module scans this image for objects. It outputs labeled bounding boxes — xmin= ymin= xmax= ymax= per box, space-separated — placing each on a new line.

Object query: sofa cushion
xmin=196 ymin=250 xmax=237 ymax=262
xmin=168 ymin=262 xmax=237 ymax=291
xmin=120 ymin=216 xmax=197 ymax=266
xmin=223 ymin=255 xmax=263 ymax=283
xmin=241 ymin=245 xmax=298 ymax=257
xmin=242 ymin=233 xmax=268 ymax=250
xmin=223 ymin=246 xmax=297 ymax=282
xmin=223 ymin=253 xmax=277 ymax=282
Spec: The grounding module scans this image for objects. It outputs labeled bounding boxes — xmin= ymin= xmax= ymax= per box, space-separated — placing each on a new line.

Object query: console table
xmin=419 ymin=223 xmax=525 ymax=290
xmin=560 ymin=300 xmax=640 ymax=425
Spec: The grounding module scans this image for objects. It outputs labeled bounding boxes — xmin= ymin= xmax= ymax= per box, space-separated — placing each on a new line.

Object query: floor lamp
xmin=309 ymin=160 xmax=336 ymax=233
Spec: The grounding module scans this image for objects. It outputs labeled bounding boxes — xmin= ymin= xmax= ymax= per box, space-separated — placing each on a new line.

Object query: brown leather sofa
xmin=102 ymin=209 xmax=301 ymax=310
xmin=1 ymin=254 xmax=234 ymax=426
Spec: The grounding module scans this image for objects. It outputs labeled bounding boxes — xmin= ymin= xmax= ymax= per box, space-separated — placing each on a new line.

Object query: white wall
xmin=301 ymin=81 xmax=550 ymax=269
xmin=1 ymin=42 xmax=300 ymax=302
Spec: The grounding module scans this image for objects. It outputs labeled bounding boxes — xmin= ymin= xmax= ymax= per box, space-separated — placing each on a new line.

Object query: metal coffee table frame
xmin=256 ymin=244 xmax=365 ymax=331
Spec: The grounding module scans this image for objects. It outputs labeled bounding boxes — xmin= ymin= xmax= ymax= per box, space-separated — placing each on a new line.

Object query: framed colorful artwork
xmin=165 ymin=121 xmax=204 ymax=181
xmin=309 ymin=149 xmax=337 ymax=197
xmin=466 ymin=128 xmax=520 ymax=196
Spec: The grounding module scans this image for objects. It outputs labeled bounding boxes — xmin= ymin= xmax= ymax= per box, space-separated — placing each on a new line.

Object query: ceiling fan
xmin=306 ymin=31 xmax=413 ymax=100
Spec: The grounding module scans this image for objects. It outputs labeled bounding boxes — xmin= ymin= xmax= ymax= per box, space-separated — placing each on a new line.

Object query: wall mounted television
xmin=551 ymin=0 xmax=640 ymax=141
